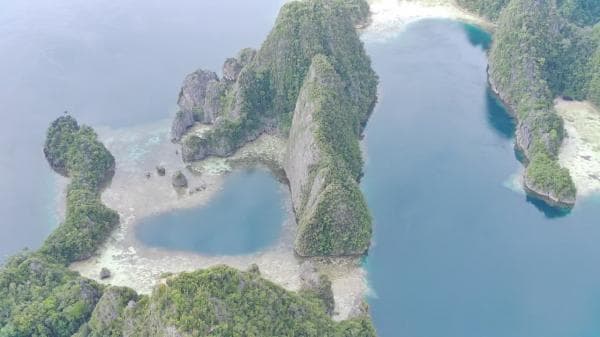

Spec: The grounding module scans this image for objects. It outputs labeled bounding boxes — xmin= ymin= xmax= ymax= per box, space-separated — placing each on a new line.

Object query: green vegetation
xmin=589 ymin=27 xmax=600 ymax=106
xmin=455 ymin=0 xmax=509 ymax=20
xmin=191 ymin=0 xmax=377 ymax=158
xmin=488 ymin=0 xmax=582 ymax=204
xmin=181 ymin=0 xmax=377 ymax=255
xmin=456 ymin=0 xmax=600 ymax=204
xmin=557 ymin=0 xmax=600 ymax=26
xmin=526 ymin=144 xmax=577 ymax=201
xmin=74 ymin=266 xmax=375 ymax=337
xmin=294 ymin=55 xmax=372 ymax=256
xmin=0 ymin=253 xmax=102 ymax=337
xmin=41 ymin=116 xmax=119 ymax=264
xmin=1 ymin=115 xmax=377 ymax=336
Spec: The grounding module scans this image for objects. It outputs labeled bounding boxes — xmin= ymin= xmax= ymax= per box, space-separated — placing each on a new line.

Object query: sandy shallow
xmin=363 ymin=0 xmax=492 ymax=42
xmin=68 ymin=119 xmax=367 ymax=320
xmin=556 ymin=99 xmax=600 ymax=198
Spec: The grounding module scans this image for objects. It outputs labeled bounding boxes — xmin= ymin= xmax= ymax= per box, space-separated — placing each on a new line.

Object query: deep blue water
xmin=136 ymin=169 xmax=285 ymax=255
xmin=362 ymin=20 xmax=600 ymax=337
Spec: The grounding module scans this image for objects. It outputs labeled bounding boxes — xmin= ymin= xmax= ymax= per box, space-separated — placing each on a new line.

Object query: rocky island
xmin=0 ymin=0 xmax=379 ymax=336
xmin=461 ymin=0 xmax=600 ymax=206
xmin=171 ymin=0 xmax=377 ymax=256
xmin=1 ymin=0 xmax=599 ymax=336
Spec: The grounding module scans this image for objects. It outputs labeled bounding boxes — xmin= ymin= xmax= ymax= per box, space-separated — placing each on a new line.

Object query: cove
xmin=363 ymin=20 xmax=600 ymax=337
xmin=0 ymin=0 xmax=284 ymax=262
xmin=136 ymin=168 xmax=286 ymax=255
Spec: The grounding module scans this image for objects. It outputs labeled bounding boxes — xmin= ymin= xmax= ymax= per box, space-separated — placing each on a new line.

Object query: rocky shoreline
xmin=66 ymin=119 xmax=369 ymax=321
xmin=487 ymin=69 xmax=577 ymax=208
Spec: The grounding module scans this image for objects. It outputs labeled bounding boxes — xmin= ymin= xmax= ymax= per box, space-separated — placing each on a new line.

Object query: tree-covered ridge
xmin=77 ymin=266 xmax=375 ymax=337
xmin=455 ymin=0 xmax=509 ymax=20
xmin=557 ymin=0 xmax=600 ymax=26
xmin=487 ymin=0 xmax=593 ymax=204
xmin=291 ymin=55 xmax=372 ymax=256
xmin=457 ymin=0 xmax=598 ymax=204
xmin=40 ymin=116 xmax=119 ymax=264
xmin=0 ymin=253 xmax=103 ymax=337
xmin=183 ymin=0 xmax=377 ymax=159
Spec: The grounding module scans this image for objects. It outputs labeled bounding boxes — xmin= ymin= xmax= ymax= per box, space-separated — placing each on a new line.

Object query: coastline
xmin=488 ymin=65 xmax=578 ymax=207
xmin=363 ymin=0 xmax=493 ymax=42
xmin=67 ymin=118 xmax=367 ymax=321
xmin=65 ymin=0 xmax=495 ymax=323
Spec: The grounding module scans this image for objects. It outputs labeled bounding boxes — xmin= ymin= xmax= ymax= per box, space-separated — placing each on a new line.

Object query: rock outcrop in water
xmin=172 ymin=0 xmax=377 ymax=256
xmin=171 ymin=170 xmax=188 ymax=188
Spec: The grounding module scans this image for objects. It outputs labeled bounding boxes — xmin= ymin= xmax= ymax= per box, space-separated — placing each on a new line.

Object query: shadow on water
xmin=526 ymin=195 xmax=573 ymax=218
xmin=462 ymin=23 xmax=492 ymax=50
xmin=485 ymin=88 xmax=516 ymax=139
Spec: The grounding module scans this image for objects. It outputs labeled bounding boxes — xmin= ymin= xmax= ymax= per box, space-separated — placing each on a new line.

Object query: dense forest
xmin=41 ymin=115 xmax=119 ymax=264
xmin=0 ymin=116 xmax=375 ymax=337
xmin=460 ymin=0 xmax=599 ymax=204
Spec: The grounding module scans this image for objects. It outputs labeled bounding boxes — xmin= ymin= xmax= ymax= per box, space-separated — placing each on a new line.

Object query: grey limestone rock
xmin=171 ymin=170 xmax=188 ymax=188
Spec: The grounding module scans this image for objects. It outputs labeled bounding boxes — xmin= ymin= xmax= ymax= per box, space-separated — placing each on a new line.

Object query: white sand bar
xmin=556 ymin=99 xmax=600 ymax=198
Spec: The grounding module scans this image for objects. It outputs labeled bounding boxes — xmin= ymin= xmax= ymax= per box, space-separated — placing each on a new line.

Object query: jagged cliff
xmin=172 ymin=0 xmax=377 ymax=256
xmin=487 ymin=0 xmax=578 ymax=206
xmin=287 ymin=55 xmax=372 ymax=256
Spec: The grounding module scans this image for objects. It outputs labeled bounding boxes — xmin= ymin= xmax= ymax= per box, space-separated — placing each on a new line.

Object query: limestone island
xmin=1 ymin=0 xmax=599 ymax=336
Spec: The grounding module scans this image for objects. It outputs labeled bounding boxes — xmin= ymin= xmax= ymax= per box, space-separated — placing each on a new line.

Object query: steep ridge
xmin=172 ymin=0 xmax=378 ymax=256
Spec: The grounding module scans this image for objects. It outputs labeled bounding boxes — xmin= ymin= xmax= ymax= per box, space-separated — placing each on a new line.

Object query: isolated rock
xmin=156 ymin=165 xmax=166 ymax=176
xmin=247 ymin=263 xmax=260 ymax=275
xmin=100 ymin=267 xmax=111 ymax=279
xmin=177 ymin=69 xmax=218 ymax=114
xmin=172 ymin=170 xmax=188 ymax=188
xmin=171 ymin=69 xmax=220 ymax=141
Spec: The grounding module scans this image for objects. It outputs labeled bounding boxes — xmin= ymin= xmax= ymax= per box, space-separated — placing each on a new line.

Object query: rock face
xmin=524 ymin=173 xmax=576 ymax=207
xmin=171 ymin=170 xmax=188 ymax=188
xmin=172 ymin=0 xmax=376 ymax=257
xmin=171 ymin=49 xmax=258 ymax=142
xmin=223 ymin=58 xmax=242 ymax=82
xmin=170 ymin=110 xmax=195 ymax=142
xmin=171 ymin=69 xmax=220 ymax=141
xmin=177 ymin=70 xmax=218 ymax=115
xmin=286 ymin=55 xmax=372 ymax=256
xmin=100 ymin=267 xmax=111 ymax=279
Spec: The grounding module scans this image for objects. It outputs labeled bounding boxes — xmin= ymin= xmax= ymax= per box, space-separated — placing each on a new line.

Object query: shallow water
xmin=135 ymin=168 xmax=286 ymax=255
xmin=363 ymin=20 xmax=600 ymax=337
xmin=0 ymin=0 xmax=283 ymax=261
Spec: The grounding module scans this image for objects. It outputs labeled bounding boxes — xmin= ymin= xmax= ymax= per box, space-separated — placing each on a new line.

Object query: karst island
xmin=1 ymin=0 xmax=599 ymax=336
